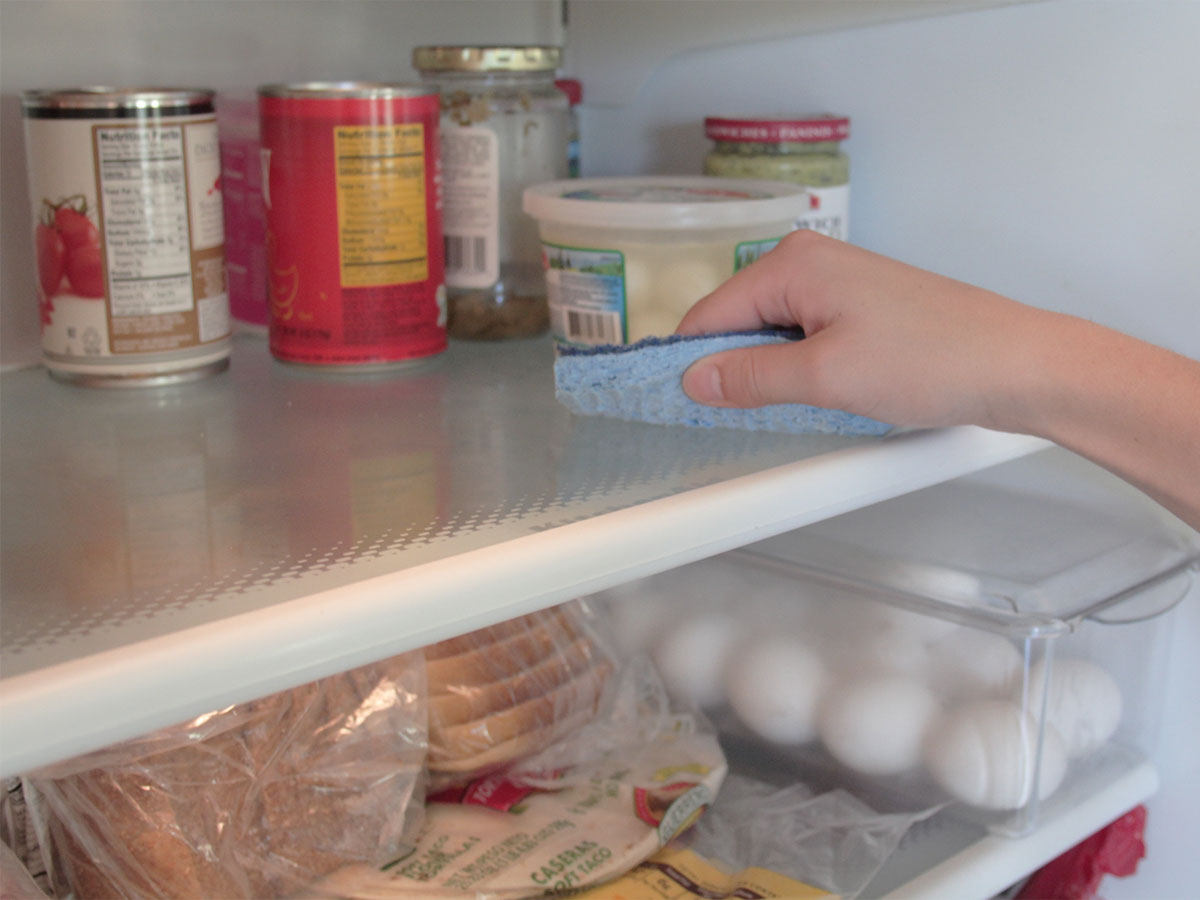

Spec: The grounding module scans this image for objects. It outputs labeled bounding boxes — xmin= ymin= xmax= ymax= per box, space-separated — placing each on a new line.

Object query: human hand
xmin=676 ymin=231 xmax=1049 ymax=432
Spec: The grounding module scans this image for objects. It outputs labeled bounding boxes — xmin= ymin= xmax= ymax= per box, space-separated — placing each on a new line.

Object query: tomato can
xmin=22 ymin=87 xmax=232 ymax=387
xmin=258 ymin=82 xmax=446 ymax=370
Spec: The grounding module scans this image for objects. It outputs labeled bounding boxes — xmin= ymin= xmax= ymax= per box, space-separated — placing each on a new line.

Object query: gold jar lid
xmin=413 ymin=45 xmax=561 ymax=73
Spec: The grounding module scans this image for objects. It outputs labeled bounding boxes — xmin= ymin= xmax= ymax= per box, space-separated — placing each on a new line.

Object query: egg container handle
xmin=1085 ymin=558 xmax=1199 ymax=626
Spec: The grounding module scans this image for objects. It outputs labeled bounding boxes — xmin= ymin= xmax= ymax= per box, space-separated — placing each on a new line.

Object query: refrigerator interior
xmin=2 ymin=0 xmax=1198 ymax=896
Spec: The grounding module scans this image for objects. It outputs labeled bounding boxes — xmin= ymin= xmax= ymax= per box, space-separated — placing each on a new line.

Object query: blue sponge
xmin=554 ymin=331 xmax=893 ymax=436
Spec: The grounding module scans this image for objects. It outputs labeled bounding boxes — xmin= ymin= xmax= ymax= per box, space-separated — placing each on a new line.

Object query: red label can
xmin=258 ymin=82 xmax=446 ymax=370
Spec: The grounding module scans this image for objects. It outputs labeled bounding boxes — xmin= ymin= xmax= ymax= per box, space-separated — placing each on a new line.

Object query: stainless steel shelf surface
xmin=0 ymin=335 xmax=1047 ymax=776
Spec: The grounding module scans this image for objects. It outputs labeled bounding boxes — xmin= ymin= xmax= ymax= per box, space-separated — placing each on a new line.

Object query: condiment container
xmin=414 ymin=45 xmax=569 ymax=341
xmin=594 ymin=457 xmax=1197 ymax=838
xmin=523 ymin=176 xmax=808 ymax=345
xmin=703 ymin=114 xmax=850 ymax=240
xmin=22 ymin=87 xmax=232 ymax=387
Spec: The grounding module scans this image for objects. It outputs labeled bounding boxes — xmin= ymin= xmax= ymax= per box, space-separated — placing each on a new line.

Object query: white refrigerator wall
xmin=578 ymin=0 xmax=1200 ymax=360
xmin=573 ymin=2 xmax=1199 ymax=895
xmin=1 ymin=0 xmax=1197 ymax=895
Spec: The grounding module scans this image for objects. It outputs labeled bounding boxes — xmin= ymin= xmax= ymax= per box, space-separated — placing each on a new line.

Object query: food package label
xmin=310 ymin=717 xmax=727 ymax=899
xmin=567 ymin=846 xmax=836 ymax=900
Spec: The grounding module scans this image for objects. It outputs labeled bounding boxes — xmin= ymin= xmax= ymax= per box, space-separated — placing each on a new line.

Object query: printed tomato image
xmin=35 ymin=195 xmax=104 ymax=300
xmin=65 ymin=244 xmax=105 ymax=297
xmin=35 ymin=220 xmax=66 ymax=297
xmin=54 ymin=203 xmax=100 ymax=254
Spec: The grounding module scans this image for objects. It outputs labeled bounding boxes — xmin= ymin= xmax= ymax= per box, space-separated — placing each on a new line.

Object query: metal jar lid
xmin=412 ymin=45 xmax=562 ymax=73
xmin=258 ymin=81 xmax=436 ymax=101
xmin=22 ymin=87 xmax=215 ymax=117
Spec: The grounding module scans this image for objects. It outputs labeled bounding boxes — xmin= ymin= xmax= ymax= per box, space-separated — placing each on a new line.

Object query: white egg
xmin=928 ymin=628 xmax=1024 ymax=700
xmin=725 ymin=637 xmax=826 ymax=744
xmin=832 ymin=626 xmax=931 ymax=680
xmin=1026 ymin=657 xmax=1123 ymax=759
xmin=652 ymin=613 xmax=743 ymax=709
xmin=875 ymin=603 xmax=961 ymax=645
xmin=818 ymin=675 xmax=939 ymax=776
xmin=924 ymin=699 xmax=1068 ymax=810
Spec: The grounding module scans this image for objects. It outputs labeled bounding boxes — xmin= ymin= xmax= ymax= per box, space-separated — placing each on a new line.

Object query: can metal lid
xmin=413 ymin=45 xmax=562 ymax=73
xmin=22 ymin=87 xmax=215 ymax=115
xmin=704 ymin=114 xmax=850 ymax=143
xmin=257 ymin=81 xmax=436 ymax=100
xmin=523 ymin=176 xmax=810 ymax=230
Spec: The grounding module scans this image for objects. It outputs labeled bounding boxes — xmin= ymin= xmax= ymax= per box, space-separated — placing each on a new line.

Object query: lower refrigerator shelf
xmin=718 ymin=728 xmax=1157 ymax=900
xmin=868 ymin=758 xmax=1158 ymax=899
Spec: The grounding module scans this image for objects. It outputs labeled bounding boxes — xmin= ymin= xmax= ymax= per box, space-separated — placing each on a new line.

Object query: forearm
xmin=995 ymin=310 xmax=1200 ymax=530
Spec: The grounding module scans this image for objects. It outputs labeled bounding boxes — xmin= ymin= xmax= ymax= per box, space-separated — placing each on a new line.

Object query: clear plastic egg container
xmin=592 ymin=451 xmax=1199 ymax=837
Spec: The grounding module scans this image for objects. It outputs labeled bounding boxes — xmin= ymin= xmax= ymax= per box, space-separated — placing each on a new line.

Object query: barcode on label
xmin=554 ymin=308 xmax=622 ymax=345
xmin=445 ymin=235 xmax=488 ymax=274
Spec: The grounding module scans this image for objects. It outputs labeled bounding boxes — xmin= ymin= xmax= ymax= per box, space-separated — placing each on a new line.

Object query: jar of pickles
xmin=414 ymin=45 xmax=568 ymax=340
xmin=703 ymin=114 xmax=850 ymax=241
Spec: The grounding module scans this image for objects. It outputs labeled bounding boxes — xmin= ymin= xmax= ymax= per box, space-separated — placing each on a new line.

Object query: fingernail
xmin=683 ymin=363 xmax=724 ymax=405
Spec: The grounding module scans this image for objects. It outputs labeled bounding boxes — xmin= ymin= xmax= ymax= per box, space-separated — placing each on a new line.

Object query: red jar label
xmin=260 ymin=91 xmax=446 ymax=368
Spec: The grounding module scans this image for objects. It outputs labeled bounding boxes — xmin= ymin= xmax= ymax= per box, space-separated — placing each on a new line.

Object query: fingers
xmin=681 ymin=338 xmax=831 ymax=410
xmin=675 ymin=232 xmax=815 ymax=336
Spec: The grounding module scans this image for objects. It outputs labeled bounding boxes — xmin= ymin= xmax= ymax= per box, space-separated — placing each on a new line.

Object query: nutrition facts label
xmin=335 ymin=123 xmax=429 ymax=288
xmin=95 ymin=124 xmax=195 ymax=318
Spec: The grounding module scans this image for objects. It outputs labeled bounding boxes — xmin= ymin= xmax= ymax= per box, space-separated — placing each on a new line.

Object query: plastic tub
xmin=523 ymin=176 xmax=808 ymax=346
xmin=591 ymin=452 xmax=1199 ymax=837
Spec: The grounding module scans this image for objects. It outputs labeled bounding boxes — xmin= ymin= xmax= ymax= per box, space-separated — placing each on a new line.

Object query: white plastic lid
xmin=523 ymin=176 xmax=809 ymax=229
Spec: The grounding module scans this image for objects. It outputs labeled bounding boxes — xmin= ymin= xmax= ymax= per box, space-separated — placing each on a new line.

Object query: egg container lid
xmin=735 ymin=476 xmax=1200 ymax=639
xmin=523 ymin=176 xmax=810 ymax=230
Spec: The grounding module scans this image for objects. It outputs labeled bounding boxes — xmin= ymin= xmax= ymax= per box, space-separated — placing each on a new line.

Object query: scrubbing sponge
xmin=554 ymin=331 xmax=893 ymax=436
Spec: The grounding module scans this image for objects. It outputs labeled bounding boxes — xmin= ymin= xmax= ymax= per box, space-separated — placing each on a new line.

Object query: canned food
xmin=258 ymin=82 xmax=446 ymax=370
xmin=22 ymin=87 xmax=232 ymax=387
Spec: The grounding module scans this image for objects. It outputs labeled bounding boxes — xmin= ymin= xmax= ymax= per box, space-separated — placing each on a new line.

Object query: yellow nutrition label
xmin=568 ymin=847 xmax=836 ymax=899
xmin=335 ymin=123 xmax=428 ymax=287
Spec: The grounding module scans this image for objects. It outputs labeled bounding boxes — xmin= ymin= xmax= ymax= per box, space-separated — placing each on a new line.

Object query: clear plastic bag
xmin=574 ymin=774 xmax=940 ymax=900
xmin=310 ymin=650 xmax=728 ymax=899
xmin=425 ymin=600 xmax=618 ymax=788
xmin=1 ymin=839 xmax=49 ymax=900
xmin=27 ymin=653 xmax=426 ymax=899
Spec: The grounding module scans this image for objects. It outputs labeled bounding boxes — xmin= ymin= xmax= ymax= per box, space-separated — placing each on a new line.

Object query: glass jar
xmin=414 ymin=45 xmax=568 ymax=340
xmin=703 ymin=114 xmax=850 ymax=241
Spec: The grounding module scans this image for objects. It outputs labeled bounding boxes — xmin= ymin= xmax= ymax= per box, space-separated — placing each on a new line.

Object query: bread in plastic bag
xmin=425 ymin=601 xmax=615 ymax=786
xmin=27 ymin=653 xmax=426 ymax=899
xmin=2 ymin=777 xmax=50 ymax=899
xmin=307 ymin=652 xmax=729 ymax=899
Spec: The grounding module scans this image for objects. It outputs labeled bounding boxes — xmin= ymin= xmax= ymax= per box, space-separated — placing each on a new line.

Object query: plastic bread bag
xmin=2 ymin=779 xmax=50 ymax=899
xmin=571 ymin=774 xmax=942 ymax=900
xmin=424 ymin=600 xmax=620 ymax=789
xmin=25 ymin=652 xmax=427 ymax=899
xmin=306 ymin=650 xmax=728 ymax=899
xmin=1 ymin=839 xmax=49 ymax=900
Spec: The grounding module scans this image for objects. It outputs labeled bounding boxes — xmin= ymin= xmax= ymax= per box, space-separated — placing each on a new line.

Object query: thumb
xmin=681 ymin=339 xmax=825 ymax=409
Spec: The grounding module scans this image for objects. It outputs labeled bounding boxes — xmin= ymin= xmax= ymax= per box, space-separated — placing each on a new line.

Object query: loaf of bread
xmin=426 ymin=602 xmax=615 ymax=785
xmin=31 ymin=653 xmax=426 ymax=899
